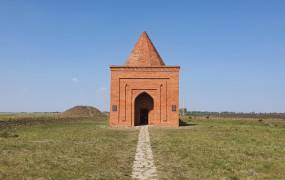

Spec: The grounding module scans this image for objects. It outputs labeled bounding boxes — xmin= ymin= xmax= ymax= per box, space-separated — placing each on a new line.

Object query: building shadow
xmin=179 ymin=119 xmax=197 ymax=127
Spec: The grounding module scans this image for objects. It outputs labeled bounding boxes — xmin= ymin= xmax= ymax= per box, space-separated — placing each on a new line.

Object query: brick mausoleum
xmin=109 ymin=32 xmax=180 ymax=127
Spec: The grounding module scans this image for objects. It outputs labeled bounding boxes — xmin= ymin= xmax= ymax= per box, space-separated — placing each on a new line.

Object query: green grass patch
xmin=0 ymin=118 xmax=138 ymax=179
xmin=150 ymin=119 xmax=285 ymax=179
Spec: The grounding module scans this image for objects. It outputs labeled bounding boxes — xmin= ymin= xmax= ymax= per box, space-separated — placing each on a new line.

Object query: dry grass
xmin=0 ymin=115 xmax=138 ymax=179
xmin=2 ymin=112 xmax=285 ymax=179
xmin=150 ymin=118 xmax=285 ymax=180
xmin=61 ymin=106 xmax=106 ymax=118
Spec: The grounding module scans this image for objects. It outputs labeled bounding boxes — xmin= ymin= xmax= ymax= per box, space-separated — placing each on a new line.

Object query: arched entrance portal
xmin=134 ymin=92 xmax=154 ymax=126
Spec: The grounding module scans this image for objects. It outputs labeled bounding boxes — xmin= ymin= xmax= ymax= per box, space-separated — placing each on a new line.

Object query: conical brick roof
xmin=125 ymin=32 xmax=165 ymax=66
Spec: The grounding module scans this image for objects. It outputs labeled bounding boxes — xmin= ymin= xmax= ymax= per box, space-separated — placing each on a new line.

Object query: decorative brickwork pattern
xmin=125 ymin=32 xmax=165 ymax=67
xmin=110 ymin=32 xmax=180 ymax=127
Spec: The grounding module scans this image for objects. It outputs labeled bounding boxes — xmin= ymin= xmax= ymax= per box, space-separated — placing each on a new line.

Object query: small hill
xmin=61 ymin=106 xmax=106 ymax=118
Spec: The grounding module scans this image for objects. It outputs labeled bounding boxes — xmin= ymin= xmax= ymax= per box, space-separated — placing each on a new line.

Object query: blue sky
xmin=0 ymin=0 xmax=284 ymax=112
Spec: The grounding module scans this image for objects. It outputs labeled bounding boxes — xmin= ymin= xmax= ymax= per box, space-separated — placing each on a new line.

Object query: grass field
xmin=0 ymin=116 xmax=138 ymax=179
xmin=150 ymin=118 xmax=285 ymax=179
xmin=1 ymin=113 xmax=285 ymax=179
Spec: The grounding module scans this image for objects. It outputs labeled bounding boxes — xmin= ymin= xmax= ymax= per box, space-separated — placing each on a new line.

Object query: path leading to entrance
xmin=131 ymin=126 xmax=157 ymax=180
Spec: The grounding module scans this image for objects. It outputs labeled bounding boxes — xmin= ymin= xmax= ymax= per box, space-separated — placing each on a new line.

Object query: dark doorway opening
xmin=134 ymin=92 xmax=154 ymax=126
xmin=140 ymin=109 xmax=149 ymax=125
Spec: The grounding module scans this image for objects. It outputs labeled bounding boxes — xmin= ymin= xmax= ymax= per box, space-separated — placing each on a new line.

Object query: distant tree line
xmin=179 ymin=109 xmax=285 ymax=119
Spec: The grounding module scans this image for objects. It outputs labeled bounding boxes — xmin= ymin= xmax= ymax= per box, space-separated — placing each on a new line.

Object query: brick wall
xmin=110 ymin=66 xmax=180 ymax=127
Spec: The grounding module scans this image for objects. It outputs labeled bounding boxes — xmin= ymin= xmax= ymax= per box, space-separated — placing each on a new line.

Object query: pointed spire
xmin=125 ymin=32 xmax=165 ymax=66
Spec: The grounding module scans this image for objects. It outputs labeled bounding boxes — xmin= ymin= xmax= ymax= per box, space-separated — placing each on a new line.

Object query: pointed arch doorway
xmin=134 ymin=92 xmax=154 ymax=126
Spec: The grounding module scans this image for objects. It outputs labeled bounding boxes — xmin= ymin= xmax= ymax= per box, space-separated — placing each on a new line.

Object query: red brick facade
xmin=110 ymin=32 xmax=180 ymax=127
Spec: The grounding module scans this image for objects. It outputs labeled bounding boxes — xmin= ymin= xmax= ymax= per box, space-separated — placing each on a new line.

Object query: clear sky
xmin=0 ymin=0 xmax=284 ymax=113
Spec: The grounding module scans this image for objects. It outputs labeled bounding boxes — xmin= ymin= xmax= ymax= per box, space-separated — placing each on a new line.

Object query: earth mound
xmin=61 ymin=106 xmax=105 ymax=118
